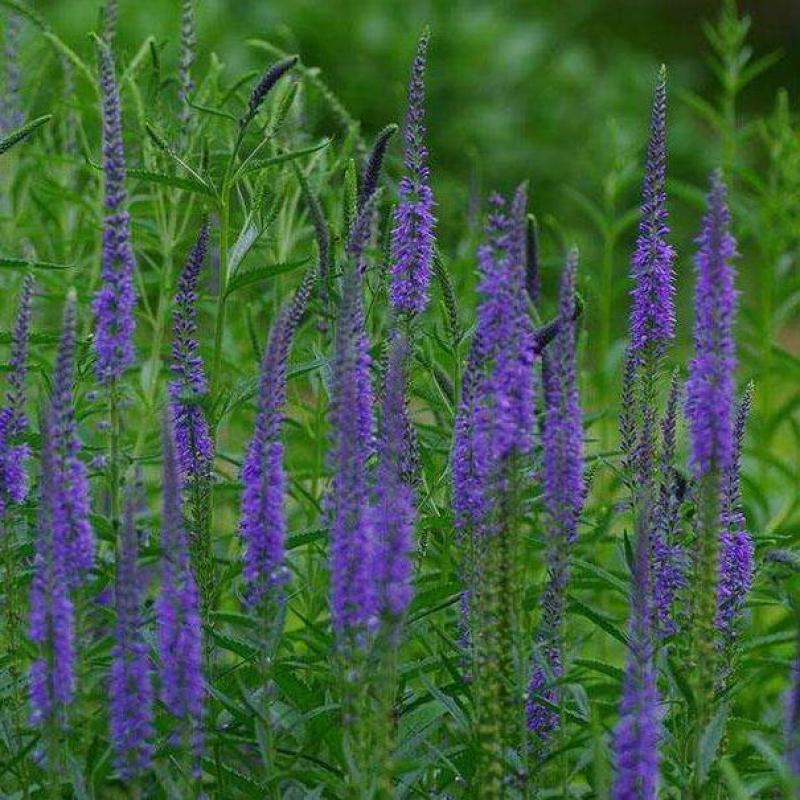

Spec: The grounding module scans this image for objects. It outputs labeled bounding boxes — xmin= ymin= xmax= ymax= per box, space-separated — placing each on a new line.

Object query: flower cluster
xmin=170 ymin=223 xmax=214 ymax=482
xmin=156 ymin=417 xmax=204 ymax=762
xmin=389 ymin=29 xmax=437 ymax=315
xmin=93 ymin=41 xmax=137 ymax=384
xmin=240 ymin=272 xmax=312 ymax=608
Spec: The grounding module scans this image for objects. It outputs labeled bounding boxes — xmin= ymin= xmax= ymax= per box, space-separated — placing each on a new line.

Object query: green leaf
xmin=568 ymin=596 xmax=628 ymax=645
xmin=698 ymin=703 xmax=728 ymax=783
xmin=188 ymin=99 xmax=238 ymax=121
xmin=242 ymin=139 xmax=331 ymax=176
xmin=718 ymin=758 xmax=752 ymax=800
xmin=0 ymin=114 xmax=52 ymax=156
xmin=0 ymin=256 xmax=70 ymax=271
xmin=224 ymin=259 xmax=309 ymax=299
xmin=126 ymin=167 xmax=215 ymax=196
xmin=573 ymin=658 xmax=625 ymax=682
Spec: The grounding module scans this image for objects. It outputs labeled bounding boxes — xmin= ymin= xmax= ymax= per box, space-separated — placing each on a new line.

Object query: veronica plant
xmin=685 ymin=171 xmax=739 ymax=795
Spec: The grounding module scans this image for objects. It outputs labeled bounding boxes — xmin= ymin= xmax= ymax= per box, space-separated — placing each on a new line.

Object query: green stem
xmin=688 ymin=470 xmax=722 ymax=798
xmin=210 ymin=198 xmax=230 ymax=398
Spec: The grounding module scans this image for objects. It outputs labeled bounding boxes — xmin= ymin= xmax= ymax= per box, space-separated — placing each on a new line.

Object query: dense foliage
xmin=2 ymin=1 xmax=800 ymax=798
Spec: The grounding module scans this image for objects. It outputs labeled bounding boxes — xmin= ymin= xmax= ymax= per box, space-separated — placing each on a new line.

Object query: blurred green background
xmin=10 ymin=0 xmax=800 ymax=403
xmin=18 ymin=1 xmax=798 ymax=364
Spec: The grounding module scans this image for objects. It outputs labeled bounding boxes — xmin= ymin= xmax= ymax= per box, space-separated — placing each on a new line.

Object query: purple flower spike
xmin=612 ymin=516 xmax=661 ymax=799
xmin=528 ymin=249 xmax=583 ymax=739
xmin=389 ymin=28 xmax=437 ymax=315
xmin=93 ymin=40 xmax=137 ymax=384
xmin=453 ymin=191 xmax=535 ymax=534
xmin=6 ymin=274 xmax=34 ymax=433
xmin=685 ymin=172 xmax=738 ymax=479
xmin=110 ymin=492 xmax=154 ymax=778
xmin=51 ymin=292 xmax=94 ymax=583
xmin=651 ymin=374 xmax=686 ymax=638
xmin=170 ymin=223 xmax=214 ymax=482
xmin=542 ymin=248 xmax=583 ymax=544
xmin=371 ymin=335 xmax=415 ymax=632
xmin=630 ymin=66 xmax=676 ymax=358
xmin=328 ymin=235 xmax=378 ymax=642
xmin=156 ymin=416 xmax=204 ymax=762
xmin=0 ymin=275 xmax=34 ymax=518
xmin=240 ymin=275 xmax=312 ymax=608
xmin=716 ymin=385 xmax=754 ymax=639
xmin=29 ymin=415 xmax=75 ymax=727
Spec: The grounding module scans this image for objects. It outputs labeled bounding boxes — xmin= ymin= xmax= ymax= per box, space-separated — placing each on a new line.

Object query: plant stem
xmin=688 ymin=470 xmax=722 ymax=798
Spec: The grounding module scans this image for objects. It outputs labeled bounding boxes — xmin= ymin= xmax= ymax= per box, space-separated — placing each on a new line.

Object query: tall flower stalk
xmin=240 ymin=273 xmax=312 ymax=614
xmin=453 ymin=190 xmax=536 ymax=797
xmin=0 ymin=274 xmax=33 ymax=768
xmin=110 ymin=490 xmax=154 ymax=779
xmin=93 ymin=39 xmax=137 ymax=540
xmin=0 ymin=274 xmax=33 ymax=519
xmin=612 ymin=508 xmax=661 ymax=799
xmin=210 ymin=54 xmax=297 ymax=392
xmin=328 ymin=204 xmax=377 ymax=646
xmin=389 ymin=28 xmax=436 ymax=316
xmin=156 ymin=416 xmax=204 ymax=772
xmin=716 ymin=384 xmax=754 ymax=658
xmin=527 ymin=249 xmax=583 ymax=750
xmin=50 ymin=292 xmax=93 ymax=584
xmin=29 ymin=414 xmax=75 ymax=790
xmin=685 ymin=171 xmax=738 ymax=795
xmin=170 ymin=223 xmax=215 ymax=613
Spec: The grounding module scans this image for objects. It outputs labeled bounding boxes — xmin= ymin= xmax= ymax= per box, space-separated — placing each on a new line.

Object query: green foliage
xmin=2 ymin=0 xmax=800 ymax=797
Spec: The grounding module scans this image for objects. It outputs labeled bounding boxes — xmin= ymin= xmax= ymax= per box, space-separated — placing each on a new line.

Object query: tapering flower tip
xmin=156 ymin=414 xmax=204 ymax=760
xmin=49 ymin=292 xmax=95 ymax=581
xmin=525 ymin=212 xmax=541 ymax=305
xmin=359 ymin=123 xmax=398 ymax=210
xmin=630 ymin=65 xmax=676 ymax=358
xmin=328 ymin=252 xmax=378 ymax=642
xmin=389 ymin=28 xmax=437 ymax=315
xmin=685 ymin=171 xmax=738 ymax=478
xmin=110 ymin=491 xmax=154 ymax=778
xmin=245 ymin=55 xmax=299 ymax=123
xmin=239 ymin=285 xmax=308 ymax=609
xmin=170 ymin=222 xmax=213 ymax=481
xmin=178 ymin=0 xmax=197 ymax=119
xmin=723 ymin=380 xmax=753 ymax=511
xmin=371 ymin=335 xmax=415 ymax=628
xmin=347 ymin=191 xmax=379 ymax=276
xmin=102 ymin=0 xmax=118 ymax=46
xmin=29 ymin=415 xmax=75 ymax=727
xmin=542 ymin=248 xmax=584 ymax=543
xmin=6 ymin=273 xmax=34 ymax=433
xmin=93 ymin=38 xmax=137 ymax=384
